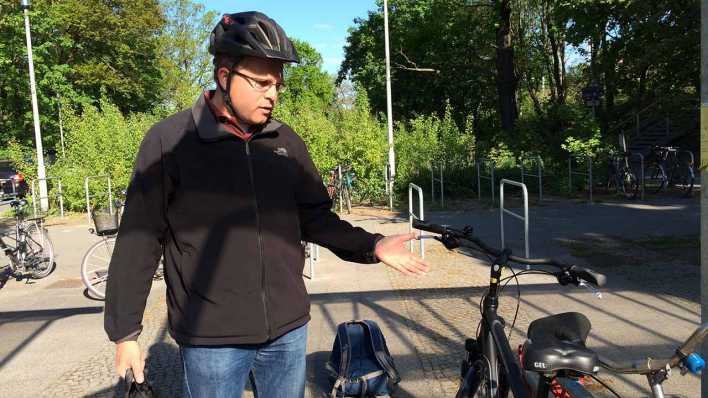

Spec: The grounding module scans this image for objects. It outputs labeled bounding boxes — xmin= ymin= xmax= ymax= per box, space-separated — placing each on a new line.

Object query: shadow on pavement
xmin=0 ymin=306 xmax=103 ymax=371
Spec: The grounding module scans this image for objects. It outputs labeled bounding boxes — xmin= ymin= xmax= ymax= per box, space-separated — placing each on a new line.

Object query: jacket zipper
xmin=245 ymin=139 xmax=271 ymax=340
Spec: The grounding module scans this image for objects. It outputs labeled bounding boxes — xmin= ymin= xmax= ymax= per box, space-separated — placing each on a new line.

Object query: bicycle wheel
xmin=456 ymin=359 xmax=491 ymax=398
xmin=620 ymin=170 xmax=639 ymax=199
xmin=652 ymin=164 xmax=668 ymax=193
xmin=81 ymin=237 xmax=116 ymax=299
xmin=670 ymin=163 xmax=694 ymax=196
xmin=24 ymin=223 xmax=55 ymax=279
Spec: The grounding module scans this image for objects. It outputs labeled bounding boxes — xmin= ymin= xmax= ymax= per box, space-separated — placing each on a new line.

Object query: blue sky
xmin=199 ymin=1 xmax=379 ymax=75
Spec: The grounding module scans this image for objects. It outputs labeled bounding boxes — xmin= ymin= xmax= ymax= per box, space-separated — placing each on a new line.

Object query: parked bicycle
xmin=326 ymin=164 xmax=355 ymax=214
xmin=80 ymin=193 xmax=163 ymax=300
xmin=413 ymin=220 xmax=605 ymax=398
xmin=647 ymin=145 xmax=695 ymax=196
xmin=0 ymin=198 xmax=54 ymax=280
xmin=605 ymin=151 xmax=639 ymax=199
xmin=414 ymin=219 xmax=705 ymax=398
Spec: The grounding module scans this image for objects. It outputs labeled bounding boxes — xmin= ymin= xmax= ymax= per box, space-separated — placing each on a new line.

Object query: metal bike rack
xmin=408 ymin=183 xmax=425 ymax=259
xmin=84 ymin=175 xmax=113 ymax=224
xmin=430 ymin=161 xmax=444 ymax=208
xmin=30 ymin=177 xmax=64 ymax=217
xmin=568 ymin=155 xmax=593 ymax=204
xmin=336 ymin=165 xmax=344 ymax=213
xmin=500 ymin=179 xmax=530 ymax=261
xmin=476 ymin=158 xmax=496 ymax=202
xmin=630 ymin=153 xmax=645 ymax=200
xmin=520 ymin=156 xmax=543 ymax=201
xmin=303 ymin=242 xmax=320 ymax=280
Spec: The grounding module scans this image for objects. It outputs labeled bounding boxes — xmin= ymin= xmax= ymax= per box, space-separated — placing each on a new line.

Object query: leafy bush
xmin=48 ymin=99 xmax=158 ymax=211
xmin=394 ymin=101 xmax=476 ymax=200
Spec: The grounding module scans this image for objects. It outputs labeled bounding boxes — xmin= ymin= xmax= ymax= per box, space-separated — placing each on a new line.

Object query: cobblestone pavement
xmin=39 ymin=289 xmax=182 ymax=398
xmin=3 ymin=199 xmax=701 ymax=397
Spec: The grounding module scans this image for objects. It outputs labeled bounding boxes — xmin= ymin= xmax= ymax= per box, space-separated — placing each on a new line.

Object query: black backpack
xmin=326 ymin=320 xmax=400 ymax=397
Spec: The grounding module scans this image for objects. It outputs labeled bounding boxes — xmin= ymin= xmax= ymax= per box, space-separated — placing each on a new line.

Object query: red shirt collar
xmin=203 ymin=91 xmax=252 ymax=141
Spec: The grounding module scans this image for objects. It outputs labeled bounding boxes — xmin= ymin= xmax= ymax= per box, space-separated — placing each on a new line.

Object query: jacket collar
xmin=191 ymin=93 xmax=282 ymax=142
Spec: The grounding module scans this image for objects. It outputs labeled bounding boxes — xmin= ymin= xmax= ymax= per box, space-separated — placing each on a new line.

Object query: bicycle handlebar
xmin=412 ymin=219 xmax=607 ymax=287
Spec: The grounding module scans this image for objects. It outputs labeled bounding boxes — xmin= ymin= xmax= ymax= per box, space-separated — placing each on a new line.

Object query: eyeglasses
xmin=232 ymin=70 xmax=286 ymax=93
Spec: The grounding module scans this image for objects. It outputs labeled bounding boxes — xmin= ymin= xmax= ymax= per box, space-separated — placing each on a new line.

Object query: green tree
xmin=0 ymin=0 xmax=165 ymax=151
xmin=279 ymin=39 xmax=336 ymax=112
xmin=339 ymin=0 xmax=498 ymax=132
xmin=158 ymin=0 xmax=218 ymax=113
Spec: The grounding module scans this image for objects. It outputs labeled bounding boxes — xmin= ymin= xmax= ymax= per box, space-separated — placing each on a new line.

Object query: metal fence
xmin=430 ymin=162 xmax=444 ymax=208
xmin=568 ymin=155 xmax=593 ymax=204
xmin=31 ymin=177 xmax=64 ymax=217
xmin=520 ymin=156 xmax=543 ymax=201
xmin=475 ymin=158 xmax=496 ymax=202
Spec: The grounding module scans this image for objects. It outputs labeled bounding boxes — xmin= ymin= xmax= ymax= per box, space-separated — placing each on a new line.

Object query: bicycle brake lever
xmin=578 ymin=279 xmax=603 ymax=299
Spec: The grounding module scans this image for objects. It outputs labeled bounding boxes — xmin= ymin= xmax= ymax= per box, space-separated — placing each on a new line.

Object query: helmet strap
xmin=218 ymin=70 xmax=240 ymax=120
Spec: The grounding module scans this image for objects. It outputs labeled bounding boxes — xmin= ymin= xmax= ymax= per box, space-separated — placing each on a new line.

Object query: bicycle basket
xmin=92 ymin=209 xmax=119 ymax=236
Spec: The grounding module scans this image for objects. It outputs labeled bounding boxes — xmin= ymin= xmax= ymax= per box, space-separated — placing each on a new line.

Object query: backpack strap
xmin=361 ymin=320 xmax=400 ymax=384
xmin=330 ymin=322 xmax=354 ymax=398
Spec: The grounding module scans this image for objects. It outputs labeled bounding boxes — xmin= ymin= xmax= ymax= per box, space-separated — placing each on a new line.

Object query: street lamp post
xmin=57 ymin=93 xmax=65 ymax=157
xmin=21 ymin=0 xmax=49 ymax=211
xmin=383 ymin=0 xmax=395 ymax=210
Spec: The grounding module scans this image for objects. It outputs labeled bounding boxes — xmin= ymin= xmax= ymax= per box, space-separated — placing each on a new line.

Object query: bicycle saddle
xmin=522 ymin=312 xmax=599 ymax=375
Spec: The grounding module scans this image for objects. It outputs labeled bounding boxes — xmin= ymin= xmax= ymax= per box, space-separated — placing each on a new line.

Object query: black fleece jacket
xmin=104 ymin=94 xmax=382 ymax=345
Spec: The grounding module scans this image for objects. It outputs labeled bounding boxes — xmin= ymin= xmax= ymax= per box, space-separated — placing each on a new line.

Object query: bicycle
xmin=605 ymin=151 xmax=639 ymax=199
xmin=412 ymin=219 xmax=606 ymax=398
xmin=80 ymin=194 xmax=164 ymax=300
xmin=414 ymin=219 xmax=705 ymax=397
xmin=0 ymin=198 xmax=55 ymax=280
xmin=647 ymin=146 xmax=695 ymax=197
xmin=326 ymin=165 xmax=355 ymax=214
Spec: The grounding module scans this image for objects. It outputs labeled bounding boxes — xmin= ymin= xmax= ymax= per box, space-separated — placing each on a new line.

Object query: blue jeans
xmin=180 ymin=324 xmax=308 ymax=398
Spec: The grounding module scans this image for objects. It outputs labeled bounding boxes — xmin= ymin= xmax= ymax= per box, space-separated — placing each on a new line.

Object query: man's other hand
xmin=374 ymin=233 xmax=430 ymax=275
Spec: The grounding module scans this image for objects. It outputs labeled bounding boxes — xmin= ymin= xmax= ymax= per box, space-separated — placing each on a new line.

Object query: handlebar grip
xmin=571 ymin=266 xmax=607 ymax=287
xmin=412 ymin=219 xmax=447 ymax=235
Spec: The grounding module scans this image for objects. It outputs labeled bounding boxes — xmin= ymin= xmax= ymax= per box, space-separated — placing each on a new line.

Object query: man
xmin=105 ymin=11 xmax=429 ymax=397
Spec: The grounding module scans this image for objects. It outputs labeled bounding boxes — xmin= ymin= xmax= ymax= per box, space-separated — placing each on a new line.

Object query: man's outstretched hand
xmin=374 ymin=233 xmax=430 ymax=275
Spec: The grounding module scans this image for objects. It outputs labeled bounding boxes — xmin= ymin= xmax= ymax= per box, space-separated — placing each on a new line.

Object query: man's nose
xmin=264 ymin=84 xmax=278 ymax=101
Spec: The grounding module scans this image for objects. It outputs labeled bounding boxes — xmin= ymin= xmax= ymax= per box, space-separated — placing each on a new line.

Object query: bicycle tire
xmin=671 ymin=164 xmax=694 ymax=197
xmin=24 ymin=223 xmax=55 ymax=279
xmin=456 ymin=359 xmax=491 ymax=398
xmin=652 ymin=164 xmax=668 ymax=193
xmin=620 ymin=170 xmax=639 ymax=199
xmin=81 ymin=236 xmax=116 ymax=300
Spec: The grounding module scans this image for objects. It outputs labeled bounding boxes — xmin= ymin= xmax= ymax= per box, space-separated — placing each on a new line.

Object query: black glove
xmin=124 ymin=368 xmax=157 ymax=398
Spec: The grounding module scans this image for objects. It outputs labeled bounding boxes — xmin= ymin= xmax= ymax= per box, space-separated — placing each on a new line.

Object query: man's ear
xmin=217 ymin=67 xmax=230 ymax=90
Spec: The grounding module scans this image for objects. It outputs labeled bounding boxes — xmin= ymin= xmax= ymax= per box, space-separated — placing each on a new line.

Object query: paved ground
xmin=0 ymin=196 xmax=700 ymax=397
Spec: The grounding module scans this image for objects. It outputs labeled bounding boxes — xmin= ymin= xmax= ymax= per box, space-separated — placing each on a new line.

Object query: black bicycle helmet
xmin=209 ymin=11 xmax=299 ymax=64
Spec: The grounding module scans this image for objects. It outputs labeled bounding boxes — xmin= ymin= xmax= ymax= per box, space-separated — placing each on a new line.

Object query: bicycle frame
xmin=460 ymin=251 xmax=530 ymax=398
xmin=0 ymin=203 xmax=34 ymax=269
